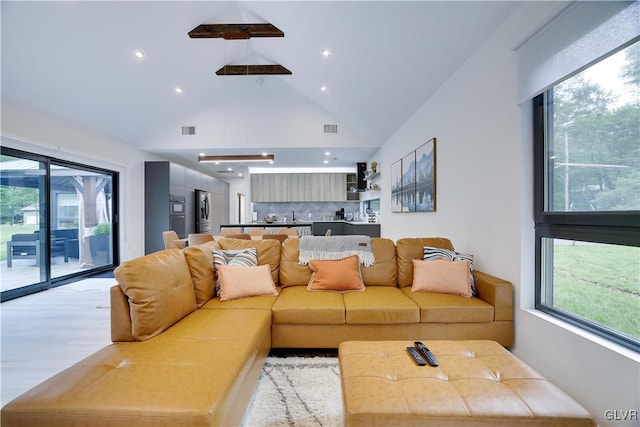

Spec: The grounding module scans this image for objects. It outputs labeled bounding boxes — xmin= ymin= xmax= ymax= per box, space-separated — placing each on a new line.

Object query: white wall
xmin=374 ymin=3 xmax=639 ymax=426
xmin=1 ymin=100 xmax=152 ymax=262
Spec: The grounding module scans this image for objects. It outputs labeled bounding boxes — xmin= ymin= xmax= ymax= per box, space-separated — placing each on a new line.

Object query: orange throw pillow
xmin=411 ymin=259 xmax=472 ymax=297
xmin=307 ymin=255 xmax=365 ymax=292
xmin=217 ymin=264 xmax=279 ymax=302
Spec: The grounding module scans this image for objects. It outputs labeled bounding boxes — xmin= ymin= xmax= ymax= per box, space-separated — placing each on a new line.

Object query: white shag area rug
xmin=241 ymin=356 xmax=343 ymax=427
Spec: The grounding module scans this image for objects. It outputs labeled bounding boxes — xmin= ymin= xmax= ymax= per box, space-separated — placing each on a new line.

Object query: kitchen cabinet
xmin=251 ymin=173 xmax=348 ymax=202
xmin=145 ymin=161 xmax=229 ymax=254
xmin=346 ymin=173 xmax=359 ymax=201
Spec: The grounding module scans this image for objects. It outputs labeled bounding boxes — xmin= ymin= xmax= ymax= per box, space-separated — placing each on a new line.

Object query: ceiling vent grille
xmin=182 ymin=126 xmax=196 ymax=136
xmin=323 ymin=124 xmax=338 ymax=134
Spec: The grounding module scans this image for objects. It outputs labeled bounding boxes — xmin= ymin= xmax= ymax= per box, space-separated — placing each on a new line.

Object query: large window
xmin=0 ymin=147 xmax=118 ymax=301
xmin=534 ymin=41 xmax=640 ymax=351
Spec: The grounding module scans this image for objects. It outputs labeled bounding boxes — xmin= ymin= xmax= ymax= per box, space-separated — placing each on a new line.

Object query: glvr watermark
xmin=604 ymin=409 xmax=638 ymax=421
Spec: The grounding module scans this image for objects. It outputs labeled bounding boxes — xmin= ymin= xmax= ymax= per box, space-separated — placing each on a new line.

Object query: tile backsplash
xmin=251 ymin=201 xmax=361 ymax=222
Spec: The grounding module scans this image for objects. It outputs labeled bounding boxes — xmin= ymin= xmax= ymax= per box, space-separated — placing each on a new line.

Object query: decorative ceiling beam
xmin=188 ymin=23 xmax=284 ymax=40
xmin=216 ymin=64 xmax=292 ymax=76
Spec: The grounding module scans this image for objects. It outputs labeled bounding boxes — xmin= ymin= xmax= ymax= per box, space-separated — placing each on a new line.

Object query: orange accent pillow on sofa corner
xmin=411 ymin=259 xmax=472 ymax=297
xmin=307 ymin=255 xmax=365 ymax=292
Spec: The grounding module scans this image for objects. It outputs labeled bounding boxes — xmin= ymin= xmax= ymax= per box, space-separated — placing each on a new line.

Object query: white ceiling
xmin=1 ymin=1 xmax=519 ymax=178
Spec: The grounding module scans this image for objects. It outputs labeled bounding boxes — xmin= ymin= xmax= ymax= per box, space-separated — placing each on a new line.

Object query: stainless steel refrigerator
xmin=195 ymin=189 xmax=214 ymax=234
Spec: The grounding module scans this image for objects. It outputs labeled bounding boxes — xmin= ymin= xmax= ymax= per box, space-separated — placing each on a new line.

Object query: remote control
xmin=414 ymin=341 xmax=439 ymax=366
xmin=406 ymin=346 xmax=427 ymax=366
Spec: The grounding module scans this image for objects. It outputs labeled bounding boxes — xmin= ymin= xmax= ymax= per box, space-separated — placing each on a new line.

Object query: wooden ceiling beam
xmin=188 ymin=23 xmax=284 ymax=40
xmin=216 ymin=64 xmax=292 ymax=76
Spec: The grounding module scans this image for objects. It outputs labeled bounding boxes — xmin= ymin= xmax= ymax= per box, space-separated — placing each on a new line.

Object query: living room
xmin=1 ymin=1 xmax=638 ymax=426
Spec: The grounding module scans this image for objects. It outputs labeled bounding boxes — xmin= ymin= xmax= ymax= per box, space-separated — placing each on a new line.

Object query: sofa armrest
xmin=110 ymin=285 xmax=135 ymax=342
xmin=473 ymin=271 xmax=513 ymax=321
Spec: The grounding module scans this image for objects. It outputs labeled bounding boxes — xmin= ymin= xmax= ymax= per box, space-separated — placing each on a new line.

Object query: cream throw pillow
xmin=217 ymin=264 xmax=279 ymax=301
xmin=411 ymin=259 xmax=472 ymax=297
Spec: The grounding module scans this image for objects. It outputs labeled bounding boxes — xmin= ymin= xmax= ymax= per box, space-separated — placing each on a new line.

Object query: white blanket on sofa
xmin=298 ymin=235 xmax=375 ymax=267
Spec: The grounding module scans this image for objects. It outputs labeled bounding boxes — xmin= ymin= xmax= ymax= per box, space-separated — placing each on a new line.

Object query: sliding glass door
xmin=0 ymin=147 xmax=118 ymax=301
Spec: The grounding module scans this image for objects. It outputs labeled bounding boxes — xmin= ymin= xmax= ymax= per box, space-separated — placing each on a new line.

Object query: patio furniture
xmin=7 ymin=233 xmax=68 ymax=268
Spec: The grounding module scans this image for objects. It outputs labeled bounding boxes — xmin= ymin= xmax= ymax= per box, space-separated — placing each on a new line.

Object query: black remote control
xmin=414 ymin=341 xmax=439 ymax=366
xmin=406 ymin=346 xmax=427 ymax=366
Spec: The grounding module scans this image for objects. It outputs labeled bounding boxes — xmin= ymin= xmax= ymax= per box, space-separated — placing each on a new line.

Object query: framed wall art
xmin=401 ymin=151 xmax=416 ymax=212
xmin=391 ymin=137 xmax=437 ymax=213
xmin=391 ymin=160 xmax=403 ymax=213
xmin=415 ymin=137 xmax=436 ymax=212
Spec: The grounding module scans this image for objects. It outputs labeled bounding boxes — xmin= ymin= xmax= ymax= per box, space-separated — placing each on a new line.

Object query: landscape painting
xmin=391 ymin=160 xmax=403 ymax=212
xmin=401 ymin=151 xmax=416 ymax=212
xmin=415 ymin=138 xmax=436 ymax=211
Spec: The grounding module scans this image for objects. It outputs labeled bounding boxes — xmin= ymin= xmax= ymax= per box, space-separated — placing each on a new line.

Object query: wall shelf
xmin=365 ymin=171 xmax=380 ymax=180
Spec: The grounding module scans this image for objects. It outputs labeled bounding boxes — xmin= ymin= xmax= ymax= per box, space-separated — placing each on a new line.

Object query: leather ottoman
xmin=338 ymin=340 xmax=595 ymax=426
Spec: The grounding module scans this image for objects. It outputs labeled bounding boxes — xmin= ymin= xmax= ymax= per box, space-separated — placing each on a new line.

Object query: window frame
xmin=1 ymin=146 xmax=120 ymax=302
xmin=533 ymin=92 xmax=640 ymax=352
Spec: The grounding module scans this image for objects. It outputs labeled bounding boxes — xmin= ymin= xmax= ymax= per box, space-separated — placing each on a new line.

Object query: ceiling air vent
xmin=324 ymin=124 xmax=338 ymax=134
xmin=182 ymin=126 xmax=196 ymax=136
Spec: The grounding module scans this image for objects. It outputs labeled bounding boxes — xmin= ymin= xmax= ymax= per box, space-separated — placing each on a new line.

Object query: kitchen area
xmin=222 ymin=164 xmax=381 ymax=237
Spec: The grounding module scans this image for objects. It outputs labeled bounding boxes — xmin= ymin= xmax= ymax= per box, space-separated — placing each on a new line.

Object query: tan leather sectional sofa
xmin=2 ymin=237 xmax=513 ymax=427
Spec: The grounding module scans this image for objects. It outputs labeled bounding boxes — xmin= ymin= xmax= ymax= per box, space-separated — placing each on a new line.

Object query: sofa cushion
xmin=213 ymin=247 xmax=258 ymax=295
xmin=114 ymin=249 xmax=196 ymax=341
xmin=271 ymin=286 xmax=345 ymax=324
xmin=423 ymin=246 xmax=477 ymax=295
xmin=307 ymin=256 xmax=365 ymax=292
xmin=219 ymin=238 xmax=281 ymax=284
xmin=200 ymin=292 xmax=279 ymax=310
xmin=343 ymin=286 xmax=419 ymax=324
xmin=3 ymin=309 xmax=272 ymax=427
xmin=412 ymin=259 xmax=473 ymax=297
xmin=183 ymin=241 xmax=221 ymax=307
xmin=401 ymin=287 xmax=494 ymax=323
xmin=396 ymin=237 xmax=455 ymax=288
xmin=218 ymin=265 xmax=279 ymax=302
xmin=280 ymin=238 xmax=398 ymax=288
xmin=360 ymin=238 xmax=397 ymax=286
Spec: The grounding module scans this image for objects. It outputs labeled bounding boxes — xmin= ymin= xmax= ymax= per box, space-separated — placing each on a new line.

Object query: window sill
xmin=522 ymin=308 xmax=640 ymax=362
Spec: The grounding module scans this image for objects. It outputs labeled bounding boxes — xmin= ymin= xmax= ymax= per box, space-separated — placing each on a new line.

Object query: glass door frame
xmin=1 ymin=147 xmax=119 ymax=302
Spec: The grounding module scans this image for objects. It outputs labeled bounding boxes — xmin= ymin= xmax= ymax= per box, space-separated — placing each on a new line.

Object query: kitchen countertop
xmin=311 ymin=220 xmax=379 ymax=225
xmin=220 ymin=222 xmax=313 ymax=228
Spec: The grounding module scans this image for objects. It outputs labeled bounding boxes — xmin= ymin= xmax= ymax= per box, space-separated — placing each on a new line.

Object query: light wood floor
xmin=1 ymin=278 xmax=113 ymax=406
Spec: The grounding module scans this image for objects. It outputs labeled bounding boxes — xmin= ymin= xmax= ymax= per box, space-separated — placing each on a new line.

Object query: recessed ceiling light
xmin=323 ymin=160 xmax=329 ymax=164
xmin=134 ymin=50 xmax=144 ymax=59
xmin=320 ymin=85 xmax=327 ymax=92
xmin=238 ymin=173 xmax=243 ymax=177
xmin=322 ymin=49 xmax=330 ymax=57
xmin=325 ymin=151 xmax=331 ymax=156
xmin=175 ymin=87 xmax=183 ymax=94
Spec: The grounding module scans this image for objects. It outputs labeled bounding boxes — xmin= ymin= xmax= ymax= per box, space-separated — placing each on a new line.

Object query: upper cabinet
xmin=251 ymin=173 xmax=348 ymax=202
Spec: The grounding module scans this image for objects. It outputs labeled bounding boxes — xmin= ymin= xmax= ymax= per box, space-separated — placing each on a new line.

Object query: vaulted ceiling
xmin=1 ymin=1 xmax=519 ymax=178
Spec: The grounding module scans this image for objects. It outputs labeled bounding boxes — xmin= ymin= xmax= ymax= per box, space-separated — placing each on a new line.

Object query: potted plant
xmin=89 ymin=222 xmax=112 ymax=265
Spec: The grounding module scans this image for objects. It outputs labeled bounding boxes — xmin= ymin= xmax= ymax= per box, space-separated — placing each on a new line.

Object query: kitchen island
xmin=219 ymin=222 xmax=313 ymax=235
xmin=311 ymin=221 xmax=380 ymax=237
xmin=219 ymin=221 xmax=379 ymax=237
